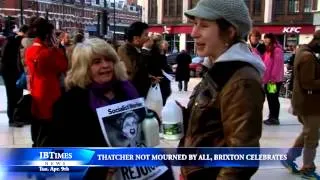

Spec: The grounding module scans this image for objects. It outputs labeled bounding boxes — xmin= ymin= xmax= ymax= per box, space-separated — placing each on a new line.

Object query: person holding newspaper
xmin=45 ymin=38 xmax=174 ymax=180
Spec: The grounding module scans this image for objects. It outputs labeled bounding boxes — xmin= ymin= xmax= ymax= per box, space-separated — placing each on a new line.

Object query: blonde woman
xmin=46 ymin=38 xmax=174 ymax=179
xmin=47 ymin=38 xmax=136 ymax=147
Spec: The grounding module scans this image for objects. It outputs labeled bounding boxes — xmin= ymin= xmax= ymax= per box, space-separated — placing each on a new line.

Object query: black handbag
xmin=13 ymin=94 xmax=34 ymax=124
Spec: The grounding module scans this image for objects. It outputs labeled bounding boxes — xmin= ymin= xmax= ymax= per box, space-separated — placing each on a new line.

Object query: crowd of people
xmin=0 ymin=0 xmax=319 ymax=179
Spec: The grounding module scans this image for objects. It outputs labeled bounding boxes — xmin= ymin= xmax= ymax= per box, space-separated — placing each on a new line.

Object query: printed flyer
xmin=96 ymin=98 xmax=168 ymax=180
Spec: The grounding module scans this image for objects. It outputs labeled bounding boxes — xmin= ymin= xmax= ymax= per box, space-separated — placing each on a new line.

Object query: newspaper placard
xmin=96 ymin=98 xmax=146 ymax=147
xmin=96 ymin=98 xmax=168 ymax=180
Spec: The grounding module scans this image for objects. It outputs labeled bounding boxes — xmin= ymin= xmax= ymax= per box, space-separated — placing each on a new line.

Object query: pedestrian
xmin=199 ymin=56 xmax=213 ymax=77
xmin=141 ymin=36 xmax=155 ymax=82
xmin=21 ymin=16 xmax=38 ymax=69
xmin=178 ymin=0 xmax=265 ymax=179
xmin=281 ymin=30 xmax=320 ymax=179
xmin=66 ymin=30 xmax=85 ymax=65
xmin=141 ymin=36 xmax=153 ymax=58
xmin=45 ymin=38 xmax=174 ymax=180
xmin=262 ymin=33 xmax=284 ymax=125
xmin=287 ymin=45 xmax=298 ymax=93
xmin=149 ymin=37 xmax=172 ymax=105
xmin=25 ymin=17 xmax=68 ymax=147
xmin=118 ymin=22 xmax=150 ymax=98
xmin=1 ymin=24 xmax=29 ymax=127
xmin=175 ymin=50 xmax=192 ymax=91
xmin=248 ymin=28 xmax=266 ymax=57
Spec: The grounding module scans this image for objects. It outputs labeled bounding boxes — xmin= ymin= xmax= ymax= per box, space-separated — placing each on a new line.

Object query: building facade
xmin=313 ymin=0 xmax=320 ymax=30
xmin=0 ymin=0 xmax=141 ymax=38
xmin=144 ymin=0 xmax=317 ymax=54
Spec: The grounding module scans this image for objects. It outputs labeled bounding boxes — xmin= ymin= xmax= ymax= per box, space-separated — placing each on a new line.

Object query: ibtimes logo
xmin=34 ymin=151 xmax=76 ymax=168
xmin=39 ymin=151 xmax=72 ymax=160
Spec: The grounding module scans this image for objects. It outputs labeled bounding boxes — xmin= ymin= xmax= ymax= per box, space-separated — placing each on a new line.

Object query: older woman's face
xmin=250 ymin=35 xmax=260 ymax=45
xmin=161 ymin=42 xmax=169 ymax=51
xmin=90 ymin=56 xmax=114 ymax=84
xmin=191 ymin=18 xmax=225 ymax=57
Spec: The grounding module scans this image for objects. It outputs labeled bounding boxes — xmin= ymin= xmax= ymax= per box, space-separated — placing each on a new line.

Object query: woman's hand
xmin=150 ymin=75 xmax=162 ymax=84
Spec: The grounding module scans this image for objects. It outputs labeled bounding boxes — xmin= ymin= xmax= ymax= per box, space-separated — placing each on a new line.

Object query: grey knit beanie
xmin=184 ymin=0 xmax=252 ymax=38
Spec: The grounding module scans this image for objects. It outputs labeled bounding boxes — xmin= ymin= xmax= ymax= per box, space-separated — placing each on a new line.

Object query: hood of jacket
xmin=215 ymin=42 xmax=265 ymax=77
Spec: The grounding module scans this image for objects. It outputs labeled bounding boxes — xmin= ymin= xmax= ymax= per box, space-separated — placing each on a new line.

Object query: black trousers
xmin=264 ymin=83 xmax=282 ymax=120
xmin=160 ymin=80 xmax=171 ymax=106
xmin=2 ymin=72 xmax=23 ymax=123
xmin=178 ymin=81 xmax=188 ymax=91
xmin=31 ymin=119 xmax=51 ymax=147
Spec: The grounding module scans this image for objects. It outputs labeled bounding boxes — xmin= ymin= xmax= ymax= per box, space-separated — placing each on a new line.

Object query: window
xmin=304 ymin=0 xmax=312 ymax=12
xmin=253 ymin=0 xmax=261 ymax=16
xmin=96 ymin=0 xmax=100 ymax=4
xmin=288 ymin=0 xmax=300 ymax=13
xmin=148 ymin=0 xmax=157 ymax=18
xmin=273 ymin=0 xmax=285 ymax=15
xmin=189 ymin=0 xmax=198 ymax=9
xmin=169 ymin=0 xmax=175 ymax=16
xmin=244 ymin=0 xmax=250 ymax=9
xmin=164 ymin=0 xmax=169 ymax=16
xmin=164 ymin=0 xmax=181 ymax=17
xmin=118 ymin=3 xmax=124 ymax=9
xmin=177 ymin=0 xmax=182 ymax=16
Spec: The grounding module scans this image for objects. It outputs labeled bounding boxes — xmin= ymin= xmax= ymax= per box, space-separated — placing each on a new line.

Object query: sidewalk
xmin=0 ymin=77 xmax=319 ymax=179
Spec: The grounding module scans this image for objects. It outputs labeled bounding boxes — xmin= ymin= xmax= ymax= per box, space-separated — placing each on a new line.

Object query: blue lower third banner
xmin=0 ymin=148 xmax=299 ymax=178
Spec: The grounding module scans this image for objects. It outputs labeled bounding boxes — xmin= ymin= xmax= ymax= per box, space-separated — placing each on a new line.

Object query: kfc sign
xmin=163 ymin=26 xmax=172 ymax=34
xmin=283 ymin=27 xmax=302 ymax=33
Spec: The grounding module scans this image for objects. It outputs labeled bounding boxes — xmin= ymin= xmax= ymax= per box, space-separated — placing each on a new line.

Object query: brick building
xmin=0 ymin=0 xmax=141 ymax=38
xmin=141 ymin=0 xmax=317 ymax=54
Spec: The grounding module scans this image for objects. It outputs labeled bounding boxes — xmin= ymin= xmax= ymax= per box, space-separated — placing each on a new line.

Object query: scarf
xmin=88 ymin=80 xmax=139 ymax=111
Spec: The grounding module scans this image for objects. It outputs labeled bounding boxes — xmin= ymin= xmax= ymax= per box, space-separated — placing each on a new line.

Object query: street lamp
xmin=62 ymin=0 xmax=65 ymax=30
xmin=113 ymin=0 xmax=116 ymax=43
xmin=36 ymin=0 xmax=39 ymax=17
xmin=45 ymin=8 xmax=49 ymax=20
xmin=19 ymin=0 xmax=23 ymax=25
xmin=102 ymin=0 xmax=108 ymax=36
xmin=97 ymin=11 xmax=101 ymax=37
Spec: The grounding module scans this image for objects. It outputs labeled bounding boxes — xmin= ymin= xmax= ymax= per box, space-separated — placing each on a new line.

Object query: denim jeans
xmin=288 ymin=115 xmax=320 ymax=167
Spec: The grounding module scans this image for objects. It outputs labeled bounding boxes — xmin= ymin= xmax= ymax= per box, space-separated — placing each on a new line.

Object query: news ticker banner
xmin=0 ymin=148 xmax=297 ymax=170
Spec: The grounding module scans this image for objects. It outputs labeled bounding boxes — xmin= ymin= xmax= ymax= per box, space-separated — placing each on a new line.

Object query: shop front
xmin=254 ymin=25 xmax=315 ymax=50
xmin=149 ymin=24 xmax=315 ymax=54
xmin=148 ymin=25 xmax=193 ymax=54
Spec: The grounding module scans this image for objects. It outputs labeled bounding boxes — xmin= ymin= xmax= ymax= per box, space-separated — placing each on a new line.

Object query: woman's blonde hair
xmin=65 ymin=38 xmax=128 ymax=90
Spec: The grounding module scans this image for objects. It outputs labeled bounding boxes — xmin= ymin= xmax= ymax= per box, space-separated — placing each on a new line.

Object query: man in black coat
xmin=118 ymin=22 xmax=150 ymax=98
xmin=175 ymin=50 xmax=192 ymax=91
xmin=1 ymin=25 xmax=28 ymax=127
xmin=148 ymin=40 xmax=172 ymax=105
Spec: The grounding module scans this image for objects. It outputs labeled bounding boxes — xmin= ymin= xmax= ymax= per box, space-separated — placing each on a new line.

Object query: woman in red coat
xmin=25 ymin=17 xmax=68 ymax=147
